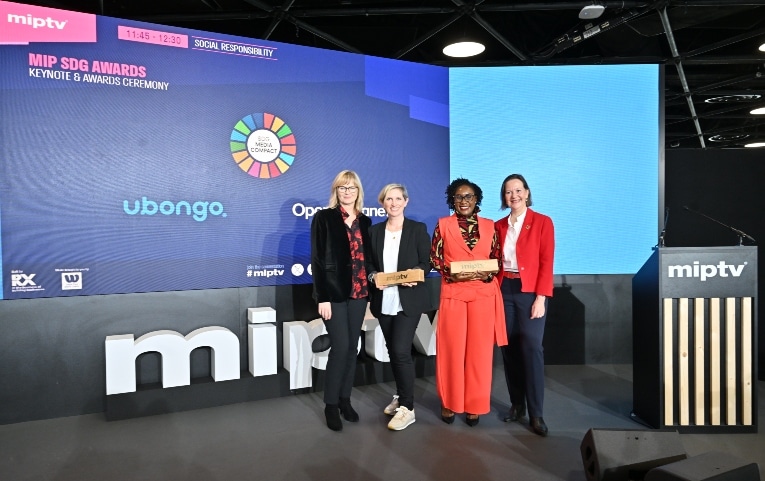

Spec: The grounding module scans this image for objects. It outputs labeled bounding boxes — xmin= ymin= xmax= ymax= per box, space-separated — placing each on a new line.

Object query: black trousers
xmin=377 ymin=311 xmax=420 ymax=410
xmin=500 ymin=277 xmax=547 ymax=417
xmin=323 ymin=298 xmax=367 ymax=405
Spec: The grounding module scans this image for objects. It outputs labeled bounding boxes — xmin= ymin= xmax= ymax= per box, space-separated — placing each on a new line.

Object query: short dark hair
xmin=445 ymin=178 xmax=483 ymax=210
xmin=500 ymin=173 xmax=532 ymax=210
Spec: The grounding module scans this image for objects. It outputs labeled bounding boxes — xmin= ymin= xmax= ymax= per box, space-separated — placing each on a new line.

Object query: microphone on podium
xmin=682 ymin=205 xmax=756 ymax=245
xmin=658 ymin=207 xmax=669 ymax=247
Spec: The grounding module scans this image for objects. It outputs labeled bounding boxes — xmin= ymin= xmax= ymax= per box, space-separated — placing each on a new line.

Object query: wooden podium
xmin=632 ymin=246 xmax=757 ymax=433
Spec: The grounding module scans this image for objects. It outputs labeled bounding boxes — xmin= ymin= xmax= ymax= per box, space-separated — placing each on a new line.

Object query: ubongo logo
xmin=229 ymin=112 xmax=296 ymax=179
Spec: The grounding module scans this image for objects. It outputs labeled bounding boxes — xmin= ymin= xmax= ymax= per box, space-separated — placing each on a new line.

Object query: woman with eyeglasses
xmin=429 ymin=178 xmax=507 ymax=426
xmin=310 ymin=170 xmax=371 ymax=432
xmin=495 ymin=173 xmax=554 ymax=437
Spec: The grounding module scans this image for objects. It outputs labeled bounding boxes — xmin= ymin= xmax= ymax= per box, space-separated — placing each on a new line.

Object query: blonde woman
xmin=311 ymin=170 xmax=371 ymax=432
xmin=367 ymin=184 xmax=431 ymax=431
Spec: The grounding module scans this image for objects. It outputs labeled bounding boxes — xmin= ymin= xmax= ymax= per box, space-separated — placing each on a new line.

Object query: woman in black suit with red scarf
xmin=311 ymin=170 xmax=371 ymax=432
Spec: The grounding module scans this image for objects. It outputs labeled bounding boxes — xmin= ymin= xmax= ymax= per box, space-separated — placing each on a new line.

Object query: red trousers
xmin=436 ymin=281 xmax=506 ymax=414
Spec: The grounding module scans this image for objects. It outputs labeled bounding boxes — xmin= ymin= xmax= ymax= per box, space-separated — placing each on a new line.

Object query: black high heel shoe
xmin=441 ymin=406 xmax=455 ymax=424
xmin=466 ymin=414 xmax=480 ymax=427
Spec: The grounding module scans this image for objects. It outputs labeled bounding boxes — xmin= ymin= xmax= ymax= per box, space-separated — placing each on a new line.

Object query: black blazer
xmin=311 ymin=206 xmax=372 ymax=303
xmin=367 ymin=217 xmax=432 ymax=318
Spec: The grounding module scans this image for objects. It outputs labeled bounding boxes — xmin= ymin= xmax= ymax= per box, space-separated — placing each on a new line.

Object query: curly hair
xmin=445 ymin=178 xmax=483 ymax=210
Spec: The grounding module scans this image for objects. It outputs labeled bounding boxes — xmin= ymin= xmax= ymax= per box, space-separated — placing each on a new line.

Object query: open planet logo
xmin=230 ymin=113 xmax=296 ymax=179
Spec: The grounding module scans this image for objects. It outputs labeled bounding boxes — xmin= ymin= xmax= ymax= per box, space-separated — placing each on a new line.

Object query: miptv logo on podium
xmin=229 ymin=112 xmax=297 ymax=179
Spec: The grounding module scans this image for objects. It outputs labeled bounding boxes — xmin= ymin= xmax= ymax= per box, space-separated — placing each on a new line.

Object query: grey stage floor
xmin=1 ymin=364 xmax=763 ymax=481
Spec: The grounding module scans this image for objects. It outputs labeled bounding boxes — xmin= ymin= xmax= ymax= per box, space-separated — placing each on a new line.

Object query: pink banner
xmin=0 ymin=0 xmax=96 ymax=45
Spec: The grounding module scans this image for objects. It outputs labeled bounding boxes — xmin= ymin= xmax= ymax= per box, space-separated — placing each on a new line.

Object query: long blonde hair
xmin=328 ymin=170 xmax=364 ymax=213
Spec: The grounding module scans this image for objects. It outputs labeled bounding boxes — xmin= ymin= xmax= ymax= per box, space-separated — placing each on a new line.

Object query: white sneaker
xmin=383 ymin=395 xmax=400 ymax=415
xmin=387 ymin=406 xmax=415 ymax=431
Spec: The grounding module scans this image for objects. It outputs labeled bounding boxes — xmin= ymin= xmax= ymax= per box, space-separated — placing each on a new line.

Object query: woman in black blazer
xmin=311 ymin=170 xmax=372 ymax=432
xmin=367 ymin=183 xmax=432 ymax=431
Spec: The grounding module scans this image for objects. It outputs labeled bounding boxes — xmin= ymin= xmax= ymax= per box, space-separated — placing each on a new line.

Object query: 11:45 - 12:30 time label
xmin=117 ymin=26 xmax=188 ymax=49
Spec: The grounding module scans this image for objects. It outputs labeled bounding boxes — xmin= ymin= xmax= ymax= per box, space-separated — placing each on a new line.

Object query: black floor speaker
xmin=644 ymin=451 xmax=760 ymax=481
xmin=580 ymin=428 xmax=687 ymax=481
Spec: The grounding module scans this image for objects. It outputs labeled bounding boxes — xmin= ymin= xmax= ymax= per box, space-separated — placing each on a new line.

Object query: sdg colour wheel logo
xmin=230 ymin=113 xmax=297 ymax=178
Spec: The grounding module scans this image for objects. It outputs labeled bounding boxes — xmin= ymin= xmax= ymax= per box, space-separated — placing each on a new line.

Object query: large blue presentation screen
xmin=449 ymin=65 xmax=660 ymax=274
xmin=0 ymin=0 xmax=449 ymax=299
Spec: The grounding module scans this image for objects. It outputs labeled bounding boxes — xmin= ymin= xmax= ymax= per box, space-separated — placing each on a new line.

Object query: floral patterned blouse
xmin=340 ymin=206 xmax=369 ymax=299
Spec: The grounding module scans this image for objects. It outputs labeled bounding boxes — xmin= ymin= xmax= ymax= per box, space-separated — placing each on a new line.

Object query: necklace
xmin=386 ymin=224 xmax=402 ymax=240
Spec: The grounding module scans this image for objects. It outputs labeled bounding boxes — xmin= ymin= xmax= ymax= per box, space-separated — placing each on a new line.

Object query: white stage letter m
xmin=105 ymin=326 xmax=240 ymax=395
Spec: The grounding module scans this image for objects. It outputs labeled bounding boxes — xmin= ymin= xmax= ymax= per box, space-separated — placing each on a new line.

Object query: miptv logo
xmin=1 ymin=2 xmax=96 ymax=44
xmin=229 ymin=112 xmax=297 ymax=179
xmin=6 ymin=12 xmax=67 ymax=29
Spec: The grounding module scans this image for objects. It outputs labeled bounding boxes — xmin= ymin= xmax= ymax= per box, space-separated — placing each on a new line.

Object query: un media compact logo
xmin=229 ymin=112 xmax=297 ymax=179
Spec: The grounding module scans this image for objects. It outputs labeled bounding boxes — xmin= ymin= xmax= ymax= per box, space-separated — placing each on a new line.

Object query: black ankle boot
xmin=338 ymin=397 xmax=359 ymax=422
xmin=324 ymin=404 xmax=342 ymax=431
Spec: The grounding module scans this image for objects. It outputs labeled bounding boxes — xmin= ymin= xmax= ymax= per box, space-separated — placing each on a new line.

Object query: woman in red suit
xmin=494 ymin=173 xmax=555 ymax=436
xmin=430 ymin=178 xmax=507 ymax=426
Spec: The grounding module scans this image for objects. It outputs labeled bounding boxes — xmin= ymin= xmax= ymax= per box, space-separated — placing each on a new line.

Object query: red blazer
xmin=494 ymin=208 xmax=555 ymax=297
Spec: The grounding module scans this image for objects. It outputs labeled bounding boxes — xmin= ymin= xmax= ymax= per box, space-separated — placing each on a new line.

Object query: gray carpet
xmin=0 ymin=364 xmax=763 ymax=481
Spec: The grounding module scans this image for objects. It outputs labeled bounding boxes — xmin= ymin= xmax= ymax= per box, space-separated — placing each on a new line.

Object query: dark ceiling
xmin=16 ymin=0 xmax=765 ymax=149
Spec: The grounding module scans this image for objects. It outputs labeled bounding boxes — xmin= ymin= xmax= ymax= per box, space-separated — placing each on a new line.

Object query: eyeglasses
xmin=337 ymin=186 xmax=358 ymax=193
xmin=453 ymin=194 xmax=476 ymax=202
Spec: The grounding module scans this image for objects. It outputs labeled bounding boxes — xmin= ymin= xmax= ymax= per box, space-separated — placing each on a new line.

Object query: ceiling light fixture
xmin=579 ymin=4 xmax=605 ymax=20
xmin=751 ymin=107 xmax=765 ymax=115
xmin=759 ymin=42 xmax=765 ymax=52
xmin=709 ymin=133 xmax=750 ymax=143
xmin=744 ymin=141 xmax=765 ymax=148
xmin=705 ymin=94 xmax=761 ymax=104
xmin=443 ymin=41 xmax=485 ymax=58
